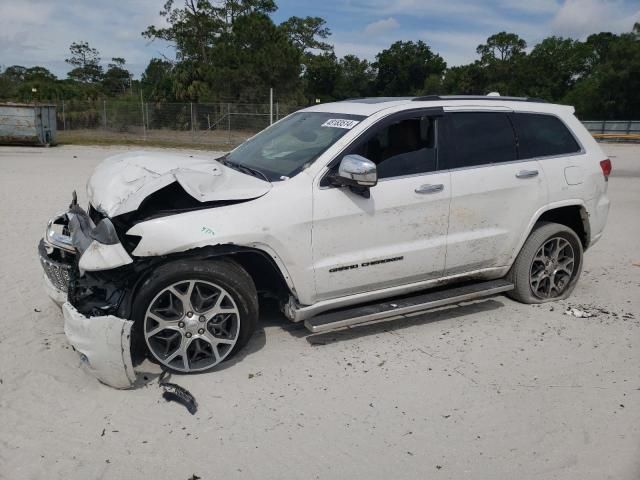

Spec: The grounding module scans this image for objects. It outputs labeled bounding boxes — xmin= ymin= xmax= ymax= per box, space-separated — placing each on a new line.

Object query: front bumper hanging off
xmin=62 ymin=303 xmax=136 ymax=388
xmin=39 ymin=204 xmax=137 ymax=389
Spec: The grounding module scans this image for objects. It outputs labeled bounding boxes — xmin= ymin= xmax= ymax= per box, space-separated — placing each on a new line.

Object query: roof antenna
xmin=487 ymin=92 xmax=501 ymax=97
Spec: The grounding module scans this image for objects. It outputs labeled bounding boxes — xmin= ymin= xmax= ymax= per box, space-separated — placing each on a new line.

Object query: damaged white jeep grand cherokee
xmin=39 ymin=95 xmax=611 ymax=388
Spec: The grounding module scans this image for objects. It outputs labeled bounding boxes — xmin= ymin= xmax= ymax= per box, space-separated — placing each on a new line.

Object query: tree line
xmin=1 ymin=0 xmax=639 ymax=120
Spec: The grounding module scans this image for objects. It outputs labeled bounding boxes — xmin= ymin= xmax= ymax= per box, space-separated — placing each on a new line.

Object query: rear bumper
xmin=62 ymin=302 xmax=136 ymax=389
xmin=586 ymin=194 xmax=610 ymax=248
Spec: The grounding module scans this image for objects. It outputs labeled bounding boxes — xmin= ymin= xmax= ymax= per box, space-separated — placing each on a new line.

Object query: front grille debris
xmin=159 ymin=370 xmax=198 ymax=415
xmin=40 ymin=251 xmax=72 ymax=292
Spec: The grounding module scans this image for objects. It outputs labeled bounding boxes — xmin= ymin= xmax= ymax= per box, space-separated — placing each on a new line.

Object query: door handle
xmin=516 ymin=170 xmax=539 ymax=179
xmin=415 ymin=184 xmax=444 ymax=194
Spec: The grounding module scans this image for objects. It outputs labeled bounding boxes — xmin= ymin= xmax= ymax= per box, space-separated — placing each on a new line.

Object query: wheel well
xmin=227 ymin=251 xmax=292 ymax=302
xmin=120 ymin=245 xmax=293 ymax=321
xmin=537 ymin=206 xmax=590 ymax=248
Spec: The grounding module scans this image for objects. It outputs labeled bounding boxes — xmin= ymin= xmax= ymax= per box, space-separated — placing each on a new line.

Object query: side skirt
xmin=305 ymin=279 xmax=514 ymax=333
xmin=287 ymin=266 xmax=509 ymax=322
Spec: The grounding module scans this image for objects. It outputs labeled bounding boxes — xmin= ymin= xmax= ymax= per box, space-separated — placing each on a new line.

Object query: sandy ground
xmin=0 ymin=144 xmax=638 ymax=480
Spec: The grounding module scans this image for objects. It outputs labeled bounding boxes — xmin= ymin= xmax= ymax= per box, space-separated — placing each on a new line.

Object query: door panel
xmin=445 ymin=161 xmax=547 ymax=274
xmin=312 ymin=172 xmax=451 ymax=302
xmin=440 ymin=110 xmax=549 ymax=274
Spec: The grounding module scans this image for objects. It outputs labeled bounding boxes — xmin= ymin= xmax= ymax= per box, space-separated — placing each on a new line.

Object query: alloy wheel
xmin=143 ymin=280 xmax=240 ymax=372
xmin=529 ymin=236 xmax=575 ymax=299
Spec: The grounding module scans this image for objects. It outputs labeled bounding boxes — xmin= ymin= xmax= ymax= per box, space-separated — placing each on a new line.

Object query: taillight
xmin=600 ymin=159 xmax=612 ymax=178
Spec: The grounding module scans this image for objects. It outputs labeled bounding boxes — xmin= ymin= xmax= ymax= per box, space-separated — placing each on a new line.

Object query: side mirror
xmin=336 ymin=154 xmax=378 ymax=188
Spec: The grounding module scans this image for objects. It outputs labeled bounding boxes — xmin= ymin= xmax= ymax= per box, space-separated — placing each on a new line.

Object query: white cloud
xmin=332 ymin=40 xmax=388 ymax=60
xmin=0 ymin=0 xmax=168 ymax=77
xmin=498 ymin=0 xmax=560 ymax=14
xmin=3 ymin=0 xmax=640 ymax=80
xmin=421 ymin=31 xmax=486 ymax=50
xmin=551 ymin=0 xmax=640 ymax=38
xmin=331 ymin=0 xmax=640 ymax=68
xmin=0 ymin=1 xmax=54 ymax=29
xmin=364 ymin=17 xmax=400 ymax=35
xmin=332 ymin=28 xmax=484 ymax=66
xmin=418 ymin=31 xmax=488 ymax=65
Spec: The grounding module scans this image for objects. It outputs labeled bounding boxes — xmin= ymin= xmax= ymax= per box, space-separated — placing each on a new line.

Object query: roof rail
xmin=412 ymin=95 xmax=547 ymax=103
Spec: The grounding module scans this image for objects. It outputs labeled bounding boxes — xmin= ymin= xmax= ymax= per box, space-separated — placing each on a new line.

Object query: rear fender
xmin=508 ymin=200 xmax=589 ymax=267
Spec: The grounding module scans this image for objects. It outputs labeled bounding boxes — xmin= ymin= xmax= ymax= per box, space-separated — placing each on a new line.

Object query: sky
xmin=0 ymin=0 xmax=638 ymax=79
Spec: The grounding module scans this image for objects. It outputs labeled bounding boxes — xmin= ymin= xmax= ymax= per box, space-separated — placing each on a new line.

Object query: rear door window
xmin=441 ymin=112 xmax=517 ymax=169
xmin=511 ymin=113 xmax=581 ymax=159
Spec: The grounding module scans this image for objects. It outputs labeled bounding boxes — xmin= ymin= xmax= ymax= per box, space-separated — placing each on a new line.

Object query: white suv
xmin=39 ymin=95 xmax=611 ymax=387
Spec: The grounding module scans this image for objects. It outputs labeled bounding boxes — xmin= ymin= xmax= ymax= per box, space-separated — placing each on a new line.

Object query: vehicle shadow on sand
xmin=133 ymin=313 xmax=271 ymax=387
xmin=133 ymin=298 xmax=506 ymax=388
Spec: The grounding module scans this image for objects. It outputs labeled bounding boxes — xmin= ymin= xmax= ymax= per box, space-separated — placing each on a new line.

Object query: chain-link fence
xmin=55 ymin=100 xmax=305 ymax=147
xmin=37 ymin=100 xmax=640 ymax=147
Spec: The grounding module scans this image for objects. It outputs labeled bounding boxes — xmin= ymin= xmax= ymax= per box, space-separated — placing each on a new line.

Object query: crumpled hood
xmin=86 ymin=151 xmax=271 ymax=217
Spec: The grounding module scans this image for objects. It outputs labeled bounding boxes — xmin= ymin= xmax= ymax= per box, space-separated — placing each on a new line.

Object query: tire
xmin=507 ymin=221 xmax=583 ymax=304
xmin=131 ymin=258 xmax=258 ymax=373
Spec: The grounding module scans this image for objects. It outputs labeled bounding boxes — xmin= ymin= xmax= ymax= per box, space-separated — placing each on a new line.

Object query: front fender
xmin=127 ymin=218 xmax=302 ymax=301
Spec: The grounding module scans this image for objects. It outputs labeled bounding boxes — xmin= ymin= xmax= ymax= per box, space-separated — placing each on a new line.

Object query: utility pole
xmin=190 ymin=102 xmax=194 ymax=141
xmin=140 ymin=90 xmax=146 ymax=141
xmin=228 ymin=103 xmax=231 ymax=144
xmin=269 ymin=88 xmax=273 ymax=125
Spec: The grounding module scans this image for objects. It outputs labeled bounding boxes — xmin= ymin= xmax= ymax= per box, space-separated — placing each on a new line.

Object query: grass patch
xmin=57 ymin=129 xmax=252 ymax=150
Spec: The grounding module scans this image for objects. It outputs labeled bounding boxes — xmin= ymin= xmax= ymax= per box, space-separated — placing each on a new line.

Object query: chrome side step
xmin=304 ymin=279 xmax=514 ymax=333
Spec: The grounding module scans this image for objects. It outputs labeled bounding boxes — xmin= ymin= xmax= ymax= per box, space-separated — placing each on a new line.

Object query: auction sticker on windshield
xmin=321 ymin=119 xmax=360 ymax=129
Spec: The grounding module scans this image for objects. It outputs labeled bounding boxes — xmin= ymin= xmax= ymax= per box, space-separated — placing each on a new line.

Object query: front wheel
xmin=132 ymin=258 xmax=258 ymax=373
xmin=507 ymin=222 xmax=584 ymax=304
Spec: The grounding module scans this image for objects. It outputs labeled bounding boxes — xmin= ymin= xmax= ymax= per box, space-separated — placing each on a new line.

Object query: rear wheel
xmin=507 ymin=222 xmax=583 ymax=304
xmin=132 ymin=259 xmax=258 ymax=373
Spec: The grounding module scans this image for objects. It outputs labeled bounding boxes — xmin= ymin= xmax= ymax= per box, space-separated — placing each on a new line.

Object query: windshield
xmin=224 ymin=112 xmax=366 ymax=181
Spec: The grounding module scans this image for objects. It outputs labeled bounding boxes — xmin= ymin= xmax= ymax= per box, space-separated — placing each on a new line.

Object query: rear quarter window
xmin=511 ymin=113 xmax=581 ymax=159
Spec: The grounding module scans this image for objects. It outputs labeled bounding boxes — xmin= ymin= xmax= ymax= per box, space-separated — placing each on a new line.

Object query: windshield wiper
xmin=220 ymin=159 xmax=269 ymax=182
